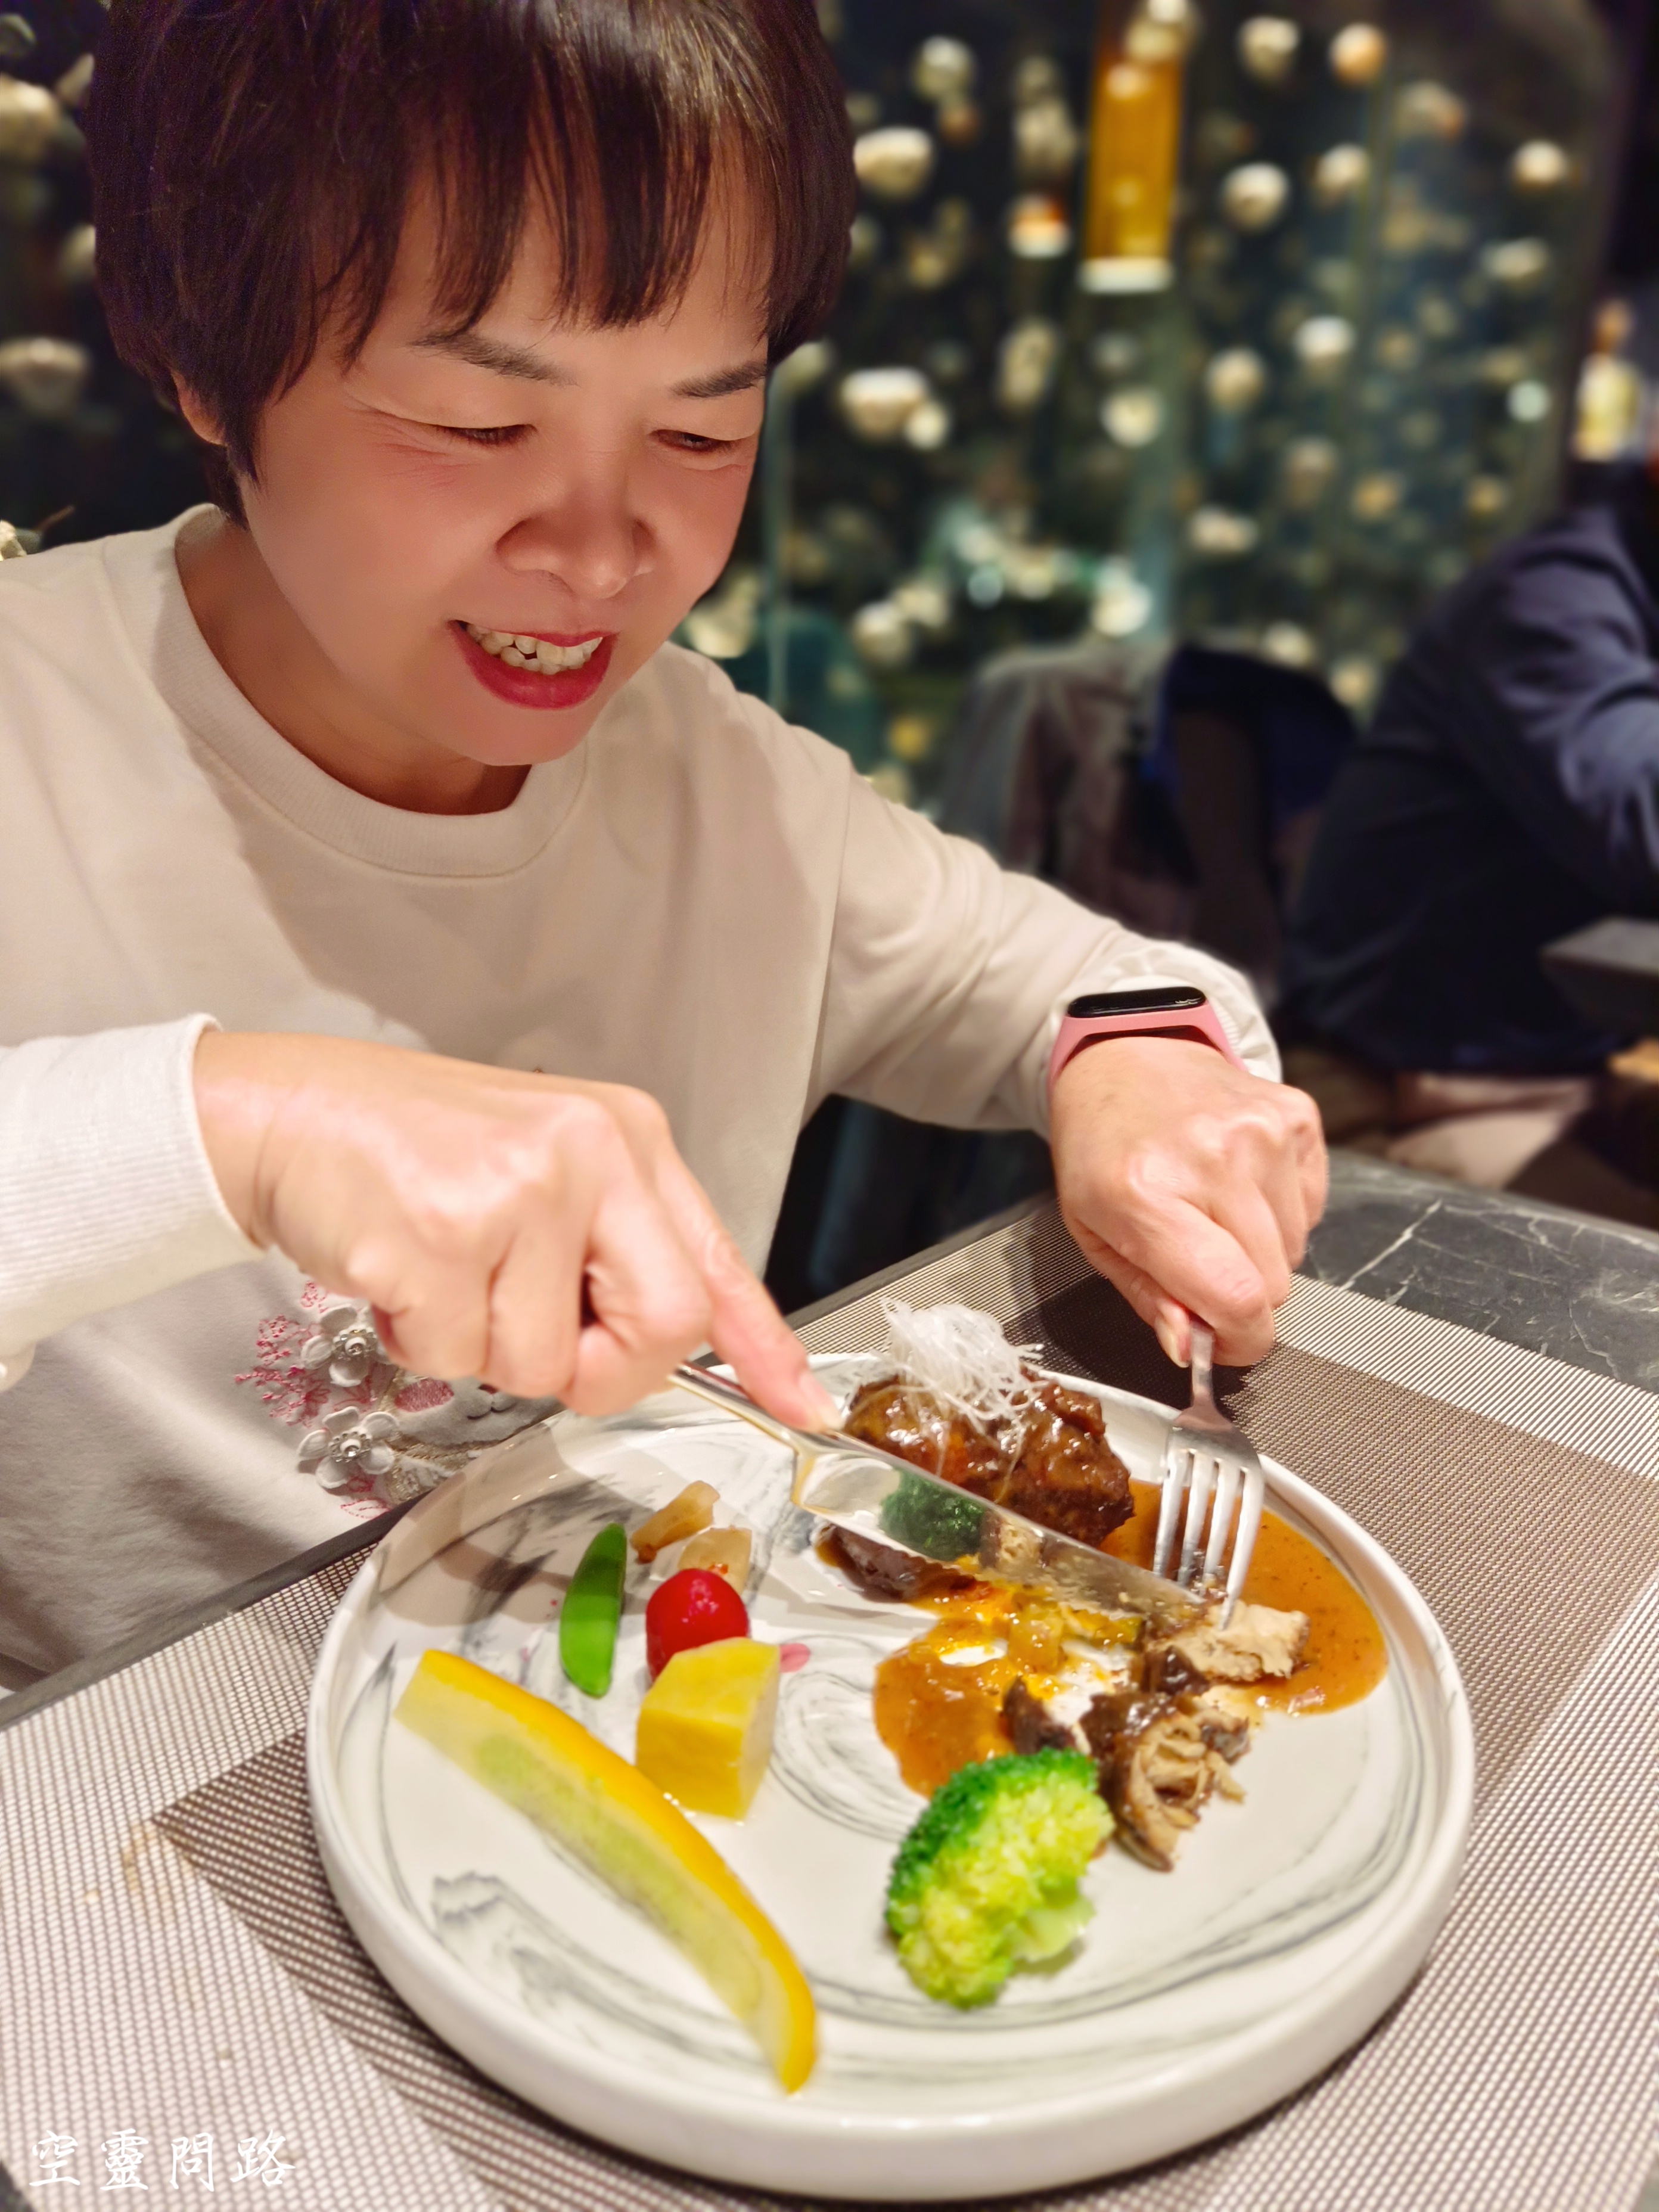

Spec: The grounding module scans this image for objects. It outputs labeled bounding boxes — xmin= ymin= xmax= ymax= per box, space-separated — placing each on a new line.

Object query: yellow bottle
xmin=1081 ymin=0 xmax=1189 ymax=286
xmin=636 ymin=1638 xmax=781 ymax=1819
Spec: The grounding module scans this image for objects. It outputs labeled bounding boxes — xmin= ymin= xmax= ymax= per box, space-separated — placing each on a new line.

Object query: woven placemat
xmin=2 ymin=1207 xmax=1654 ymax=2212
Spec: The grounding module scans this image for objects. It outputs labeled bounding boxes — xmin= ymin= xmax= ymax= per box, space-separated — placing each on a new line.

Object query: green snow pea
xmin=559 ymin=1520 xmax=627 ymax=1697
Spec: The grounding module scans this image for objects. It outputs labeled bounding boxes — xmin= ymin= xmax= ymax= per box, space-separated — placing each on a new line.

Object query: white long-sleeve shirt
xmin=0 ymin=509 xmax=1275 ymax=1673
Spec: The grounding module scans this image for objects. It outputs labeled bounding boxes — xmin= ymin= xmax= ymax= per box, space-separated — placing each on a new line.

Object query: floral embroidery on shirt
xmin=393 ymin=1376 xmax=453 ymax=1414
xmin=302 ymin=1305 xmax=387 ymax=1388
xmin=239 ymin=1291 xmax=560 ymax=1508
xmin=297 ymin=1406 xmax=400 ymax=1490
xmin=235 ymin=1312 xmax=351 ymax=1428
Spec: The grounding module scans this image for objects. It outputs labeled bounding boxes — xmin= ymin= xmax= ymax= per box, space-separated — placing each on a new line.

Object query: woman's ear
xmin=173 ymin=380 xmax=227 ymax=448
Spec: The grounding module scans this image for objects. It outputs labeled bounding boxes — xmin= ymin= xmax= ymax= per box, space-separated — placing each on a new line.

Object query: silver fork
xmin=1152 ymin=1322 xmax=1265 ymax=1619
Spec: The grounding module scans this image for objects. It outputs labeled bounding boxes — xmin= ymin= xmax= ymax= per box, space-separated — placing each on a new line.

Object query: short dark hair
xmin=88 ymin=0 xmax=854 ymax=512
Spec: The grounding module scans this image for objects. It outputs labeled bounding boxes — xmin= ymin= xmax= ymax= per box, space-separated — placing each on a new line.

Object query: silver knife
xmin=669 ymin=1363 xmax=1203 ymax=1632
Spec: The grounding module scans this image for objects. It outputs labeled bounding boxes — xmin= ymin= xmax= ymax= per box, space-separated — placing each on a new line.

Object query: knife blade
xmin=670 ymin=1364 xmax=1203 ymax=1632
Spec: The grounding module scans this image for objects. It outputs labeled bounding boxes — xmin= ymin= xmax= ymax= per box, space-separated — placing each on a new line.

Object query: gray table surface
xmin=1305 ymin=1150 xmax=1659 ymax=1392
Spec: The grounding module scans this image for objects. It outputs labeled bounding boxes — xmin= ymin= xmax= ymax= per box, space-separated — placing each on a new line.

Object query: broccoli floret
xmin=885 ymin=1750 xmax=1112 ymax=2007
xmin=879 ymin=1467 xmax=987 ymax=1563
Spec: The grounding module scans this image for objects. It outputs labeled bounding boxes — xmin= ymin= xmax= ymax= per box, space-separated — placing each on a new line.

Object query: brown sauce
xmin=873 ymin=1639 xmax=1014 ymax=1797
xmin=872 ymin=1587 xmax=1133 ymax=1797
xmin=1103 ymin=1481 xmax=1388 ymax=1717
xmin=871 ymin=1483 xmax=1387 ymax=1795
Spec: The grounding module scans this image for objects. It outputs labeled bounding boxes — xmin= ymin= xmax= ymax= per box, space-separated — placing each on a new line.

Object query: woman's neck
xmin=176 ymin=513 xmax=530 ymax=816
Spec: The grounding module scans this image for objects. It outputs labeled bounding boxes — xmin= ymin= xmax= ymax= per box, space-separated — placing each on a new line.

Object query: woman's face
xmin=185 ymin=194 xmax=770 ymax=772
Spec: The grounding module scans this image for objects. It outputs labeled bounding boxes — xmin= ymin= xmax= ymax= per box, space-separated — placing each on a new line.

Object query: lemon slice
xmin=395 ymin=1649 xmax=817 ymax=2090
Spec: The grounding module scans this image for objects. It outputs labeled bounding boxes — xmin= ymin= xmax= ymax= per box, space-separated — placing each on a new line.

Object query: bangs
xmin=88 ymin=0 xmax=853 ymax=496
xmin=348 ymin=2 xmax=841 ymax=359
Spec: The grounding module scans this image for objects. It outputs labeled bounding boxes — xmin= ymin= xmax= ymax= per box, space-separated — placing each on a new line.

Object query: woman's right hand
xmin=193 ymin=1032 xmax=835 ymax=1426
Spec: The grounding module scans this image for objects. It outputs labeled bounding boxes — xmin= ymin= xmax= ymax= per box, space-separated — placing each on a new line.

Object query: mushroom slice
xmin=1082 ymin=1687 xmax=1248 ymax=1868
xmin=1187 ymin=1689 xmax=1253 ymax=1766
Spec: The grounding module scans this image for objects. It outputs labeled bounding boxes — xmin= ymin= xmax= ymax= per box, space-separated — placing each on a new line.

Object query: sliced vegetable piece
xmin=636 ymin=1636 xmax=780 ymax=1817
xmin=560 ymin=1520 xmax=626 ymax=1696
xmin=396 ymin=1651 xmax=816 ymax=2089
xmin=630 ymin=1481 xmax=718 ymax=1562
xmin=645 ymin=1567 xmax=749 ymax=1681
xmin=678 ymin=1526 xmax=753 ymax=1589
xmin=878 ymin=1465 xmax=989 ymax=1564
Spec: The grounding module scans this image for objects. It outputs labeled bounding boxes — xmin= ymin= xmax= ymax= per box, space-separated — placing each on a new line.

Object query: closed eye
xmin=658 ymin=430 xmax=745 ymax=454
xmin=427 ymin=421 xmax=532 ymax=448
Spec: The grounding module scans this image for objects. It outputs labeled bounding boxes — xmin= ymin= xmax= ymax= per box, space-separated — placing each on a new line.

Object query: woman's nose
xmin=498 ymin=472 xmax=647 ymax=602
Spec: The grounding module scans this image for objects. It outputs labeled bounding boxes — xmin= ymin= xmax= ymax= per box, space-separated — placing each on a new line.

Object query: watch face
xmin=1066 ymin=986 xmax=1207 ymax=1018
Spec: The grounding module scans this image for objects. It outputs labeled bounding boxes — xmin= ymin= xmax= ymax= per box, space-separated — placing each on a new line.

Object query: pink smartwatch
xmin=1048 ymin=985 xmax=1245 ymax=1093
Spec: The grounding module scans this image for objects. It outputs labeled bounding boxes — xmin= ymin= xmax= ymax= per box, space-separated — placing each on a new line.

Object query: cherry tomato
xmin=645 ymin=1568 xmax=750 ymax=1680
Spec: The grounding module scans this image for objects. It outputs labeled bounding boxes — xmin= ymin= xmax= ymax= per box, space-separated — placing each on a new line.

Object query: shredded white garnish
xmin=878 ymin=1300 xmax=1041 ymax=1439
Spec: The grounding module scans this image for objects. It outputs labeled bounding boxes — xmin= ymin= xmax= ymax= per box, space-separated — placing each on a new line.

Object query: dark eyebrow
xmin=409 ymin=330 xmax=573 ymax=385
xmin=410 ymin=331 xmax=768 ymax=401
xmin=670 ymin=360 xmax=770 ymax=400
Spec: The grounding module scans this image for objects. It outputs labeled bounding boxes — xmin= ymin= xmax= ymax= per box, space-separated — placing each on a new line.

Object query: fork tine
xmin=1201 ymin=1459 xmax=1242 ymax=1586
xmin=1221 ymin=1465 xmax=1266 ymax=1621
xmin=1177 ymin=1455 xmax=1217 ymax=1587
xmin=1152 ymin=1446 xmax=1188 ymax=1579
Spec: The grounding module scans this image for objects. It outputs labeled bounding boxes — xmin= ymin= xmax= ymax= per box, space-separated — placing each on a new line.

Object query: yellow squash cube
xmin=636 ymin=1637 xmax=781 ymax=1818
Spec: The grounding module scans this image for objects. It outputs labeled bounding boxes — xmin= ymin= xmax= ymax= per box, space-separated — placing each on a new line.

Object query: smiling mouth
xmin=463 ymin=623 xmax=608 ymax=675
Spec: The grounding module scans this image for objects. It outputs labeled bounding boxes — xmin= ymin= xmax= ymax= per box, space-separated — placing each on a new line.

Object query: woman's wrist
xmin=192 ymin=1029 xmax=290 ymax=1247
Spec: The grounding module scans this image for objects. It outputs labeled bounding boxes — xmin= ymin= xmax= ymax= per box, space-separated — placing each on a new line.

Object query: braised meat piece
xmin=1035 ymin=1378 xmax=1110 ymax=1434
xmin=1166 ymin=1600 xmax=1309 ymax=1683
xmin=1001 ymin=1385 xmax=1133 ymax=1548
xmin=1002 ymin=1676 xmax=1079 ymax=1757
xmin=845 ymin=1374 xmax=1133 ymax=1551
xmin=844 ymin=1381 xmax=1007 ymax=1494
xmin=819 ymin=1526 xmax=976 ymax=1603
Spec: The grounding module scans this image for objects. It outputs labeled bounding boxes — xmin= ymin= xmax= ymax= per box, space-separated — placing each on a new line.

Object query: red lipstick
xmin=453 ymin=624 xmax=615 ymax=710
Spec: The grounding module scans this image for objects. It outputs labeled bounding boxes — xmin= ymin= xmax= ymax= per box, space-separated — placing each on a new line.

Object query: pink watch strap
xmin=1048 ymin=996 xmax=1245 ymax=1093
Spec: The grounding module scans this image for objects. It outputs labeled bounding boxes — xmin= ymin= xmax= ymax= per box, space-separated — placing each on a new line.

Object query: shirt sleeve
xmin=1446 ymin=527 xmax=1659 ymax=908
xmin=815 ymin=771 xmax=1278 ymax=1133
xmin=0 ymin=1015 xmax=257 ymax=1387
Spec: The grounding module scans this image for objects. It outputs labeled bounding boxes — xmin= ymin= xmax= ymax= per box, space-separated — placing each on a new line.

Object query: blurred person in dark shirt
xmin=1281 ymin=467 xmax=1659 ymax=1218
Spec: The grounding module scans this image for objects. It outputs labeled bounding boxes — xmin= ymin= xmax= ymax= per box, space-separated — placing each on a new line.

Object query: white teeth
xmin=533 ymin=636 xmax=604 ymax=673
xmin=465 ymin=622 xmax=604 ymax=673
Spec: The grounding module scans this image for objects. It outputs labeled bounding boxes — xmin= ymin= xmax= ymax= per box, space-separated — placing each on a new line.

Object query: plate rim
xmin=305 ymin=1363 xmax=1475 ymax=2199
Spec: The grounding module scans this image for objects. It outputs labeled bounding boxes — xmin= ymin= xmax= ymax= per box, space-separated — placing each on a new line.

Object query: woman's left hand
xmin=1049 ymin=1034 xmax=1327 ymax=1368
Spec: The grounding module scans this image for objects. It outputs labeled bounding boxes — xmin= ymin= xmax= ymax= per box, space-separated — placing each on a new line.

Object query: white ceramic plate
xmin=306 ymin=1359 xmax=1473 ymax=2201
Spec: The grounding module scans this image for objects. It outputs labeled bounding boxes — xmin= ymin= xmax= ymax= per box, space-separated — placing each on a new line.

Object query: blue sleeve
xmin=1443 ymin=529 xmax=1659 ymax=910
